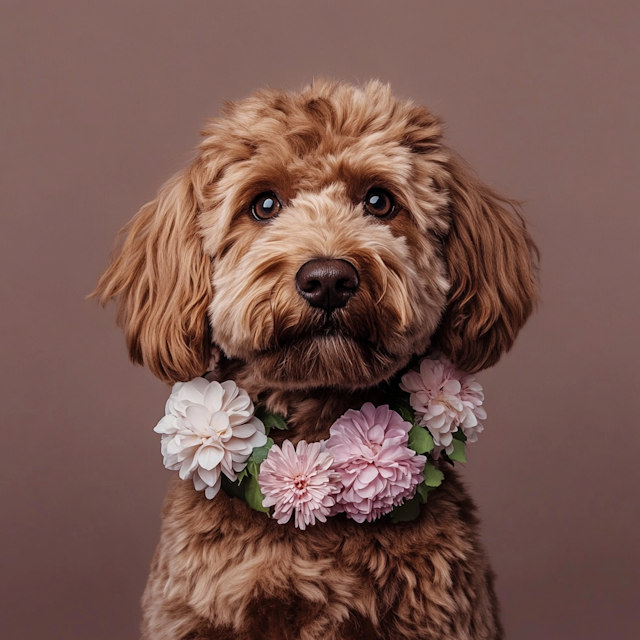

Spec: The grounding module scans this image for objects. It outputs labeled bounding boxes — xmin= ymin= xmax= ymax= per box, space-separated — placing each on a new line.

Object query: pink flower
xmin=258 ymin=440 xmax=341 ymax=530
xmin=458 ymin=374 xmax=486 ymax=443
xmin=325 ymin=403 xmax=426 ymax=523
xmin=400 ymin=356 xmax=486 ymax=454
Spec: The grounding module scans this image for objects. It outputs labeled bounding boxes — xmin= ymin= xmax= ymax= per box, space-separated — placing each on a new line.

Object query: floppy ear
xmin=433 ymin=153 xmax=539 ymax=372
xmin=93 ymin=171 xmax=212 ymax=383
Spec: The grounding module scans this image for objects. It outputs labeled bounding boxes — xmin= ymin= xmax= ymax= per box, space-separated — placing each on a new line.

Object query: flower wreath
xmin=154 ymin=355 xmax=486 ymax=529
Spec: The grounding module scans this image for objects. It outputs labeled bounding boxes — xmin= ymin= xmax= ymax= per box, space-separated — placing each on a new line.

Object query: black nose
xmin=295 ymin=259 xmax=359 ymax=313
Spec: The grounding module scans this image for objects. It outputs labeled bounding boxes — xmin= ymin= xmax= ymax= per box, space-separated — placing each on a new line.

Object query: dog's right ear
xmin=92 ymin=171 xmax=212 ymax=384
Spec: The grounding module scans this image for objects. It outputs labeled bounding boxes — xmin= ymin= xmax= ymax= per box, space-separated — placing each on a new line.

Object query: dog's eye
xmin=251 ymin=192 xmax=282 ymax=221
xmin=363 ymin=188 xmax=395 ymax=218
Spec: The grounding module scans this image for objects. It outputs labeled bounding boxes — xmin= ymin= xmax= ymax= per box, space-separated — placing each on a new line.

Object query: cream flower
xmin=400 ymin=356 xmax=486 ymax=454
xmin=154 ymin=378 xmax=267 ymax=499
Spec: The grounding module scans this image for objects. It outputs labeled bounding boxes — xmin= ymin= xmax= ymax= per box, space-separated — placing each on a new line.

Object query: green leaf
xmin=448 ymin=439 xmax=467 ymax=463
xmin=220 ymin=474 xmax=246 ymax=501
xmin=389 ymin=391 xmax=416 ymax=424
xmin=238 ymin=437 xmax=274 ymax=485
xmin=423 ymin=462 xmax=445 ymax=487
xmin=237 ymin=438 xmax=274 ymax=484
xmin=244 ymin=437 xmax=274 ymax=479
xmin=416 ymin=482 xmax=433 ymax=501
xmin=244 ymin=474 xmax=270 ymax=513
xmin=452 ymin=430 xmax=467 ymax=442
xmin=407 ymin=425 xmax=435 ymax=454
xmin=396 ymin=403 xmax=415 ymax=425
xmin=386 ymin=389 xmax=416 ymax=422
xmin=255 ymin=407 xmax=288 ymax=434
xmin=249 ymin=438 xmax=274 ymax=466
xmin=390 ymin=494 xmax=422 ymax=523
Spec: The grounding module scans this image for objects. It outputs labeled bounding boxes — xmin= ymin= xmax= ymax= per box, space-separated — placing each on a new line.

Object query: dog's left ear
xmin=433 ymin=153 xmax=539 ymax=372
xmin=93 ymin=171 xmax=213 ymax=384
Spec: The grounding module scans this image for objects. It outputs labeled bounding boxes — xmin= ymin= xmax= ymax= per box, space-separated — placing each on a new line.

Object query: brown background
xmin=1 ymin=1 xmax=639 ymax=638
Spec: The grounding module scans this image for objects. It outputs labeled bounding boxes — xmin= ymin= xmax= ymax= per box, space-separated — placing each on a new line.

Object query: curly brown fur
xmin=94 ymin=79 xmax=538 ymax=639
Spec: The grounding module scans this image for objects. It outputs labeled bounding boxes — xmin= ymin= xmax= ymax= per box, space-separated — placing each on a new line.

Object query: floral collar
xmin=154 ymin=355 xmax=486 ymax=528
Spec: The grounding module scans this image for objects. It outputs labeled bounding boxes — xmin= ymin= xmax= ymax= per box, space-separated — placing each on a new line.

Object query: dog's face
xmin=198 ymin=89 xmax=451 ymax=389
xmin=96 ymin=81 xmax=538 ymax=389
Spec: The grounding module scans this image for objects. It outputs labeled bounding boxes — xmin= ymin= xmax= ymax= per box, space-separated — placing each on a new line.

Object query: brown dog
xmin=96 ymin=80 xmax=538 ymax=640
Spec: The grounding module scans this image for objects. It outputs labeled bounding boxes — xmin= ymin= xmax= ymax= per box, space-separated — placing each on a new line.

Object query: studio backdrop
xmin=1 ymin=2 xmax=638 ymax=639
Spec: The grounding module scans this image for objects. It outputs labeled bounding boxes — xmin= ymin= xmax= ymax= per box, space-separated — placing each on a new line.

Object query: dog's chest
xmin=145 ymin=472 xmax=501 ymax=640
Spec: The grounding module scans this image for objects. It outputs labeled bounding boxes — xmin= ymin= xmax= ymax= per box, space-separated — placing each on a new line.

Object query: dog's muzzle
xmin=295 ymin=259 xmax=359 ymax=314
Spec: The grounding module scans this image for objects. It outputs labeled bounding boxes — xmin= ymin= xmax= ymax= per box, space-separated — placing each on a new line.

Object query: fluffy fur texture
xmin=95 ymin=80 xmax=538 ymax=639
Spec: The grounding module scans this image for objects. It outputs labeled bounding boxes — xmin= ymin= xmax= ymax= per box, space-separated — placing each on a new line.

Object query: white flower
xmin=399 ymin=356 xmax=486 ymax=454
xmin=154 ymin=378 xmax=267 ymax=499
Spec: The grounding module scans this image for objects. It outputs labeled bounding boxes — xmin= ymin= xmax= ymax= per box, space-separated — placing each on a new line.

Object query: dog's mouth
xmin=306 ymin=313 xmax=361 ymax=339
xmin=240 ymin=290 xmax=421 ymax=389
xmin=251 ymin=325 xmax=413 ymax=390
xmin=274 ymin=302 xmax=398 ymax=349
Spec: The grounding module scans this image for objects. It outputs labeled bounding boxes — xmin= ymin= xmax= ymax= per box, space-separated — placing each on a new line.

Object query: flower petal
xmin=196 ymin=445 xmax=224 ymax=471
xmin=211 ymin=410 xmax=230 ymax=434
xmin=202 ymin=381 xmax=224 ymax=413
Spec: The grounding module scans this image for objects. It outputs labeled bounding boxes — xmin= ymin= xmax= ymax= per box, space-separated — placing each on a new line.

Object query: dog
xmin=95 ymin=79 xmax=538 ymax=640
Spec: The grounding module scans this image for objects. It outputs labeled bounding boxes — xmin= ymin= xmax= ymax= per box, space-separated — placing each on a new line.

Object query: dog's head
xmin=95 ymin=80 xmax=538 ymax=390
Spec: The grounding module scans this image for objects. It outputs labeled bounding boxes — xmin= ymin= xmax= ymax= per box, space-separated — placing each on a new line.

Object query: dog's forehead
xmin=200 ymin=83 xmax=442 ymax=201
xmin=250 ymin=137 xmax=414 ymax=201
xmin=204 ymin=131 xmax=425 ymax=223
